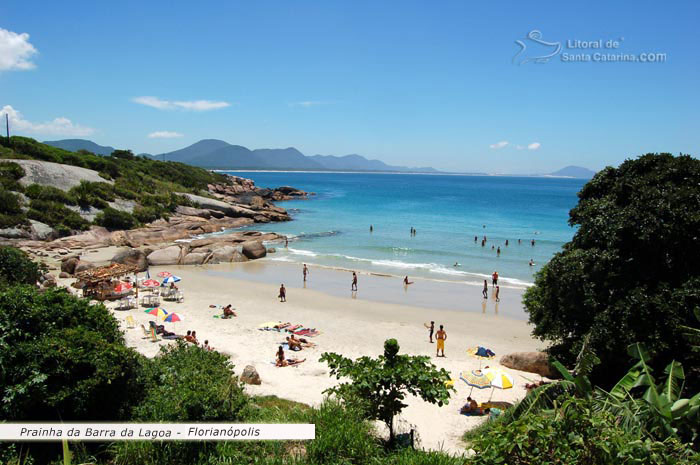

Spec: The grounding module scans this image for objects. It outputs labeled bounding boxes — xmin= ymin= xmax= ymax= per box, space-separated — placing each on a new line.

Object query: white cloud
xmin=0 ymin=28 xmax=38 ymax=71
xmin=515 ymin=145 xmax=524 ymax=150
xmin=148 ymin=131 xmax=183 ymax=139
xmin=289 ymin=101 xmax=330 ymax=107
xmin=132 ymin=96 xmax=230 ymax=111
xmin=489 ymin=141 xmax=509 ymax=149
xmin=528 ymin=142 xmax=541 ymax=150
xmin=0 ymin=105 xmax=94 ymax=136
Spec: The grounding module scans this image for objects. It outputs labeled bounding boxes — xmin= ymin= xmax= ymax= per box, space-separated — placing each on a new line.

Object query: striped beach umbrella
xmin=144 ymin=307 xmax=168 ymax=318
xmin=162 ymin=312 xmax=183 ymax=323
xmin=114 ymin=282 xmax=133 ymax=293
xmin=460 ymin=369 xmax=491 ymax=396
xmin=483 ymin=368 xmax=514 ymax=401
xmin=162 ymin=276 xmax=181 ymax=284
xmin=142 ymin=279 xmax=160 ymax=288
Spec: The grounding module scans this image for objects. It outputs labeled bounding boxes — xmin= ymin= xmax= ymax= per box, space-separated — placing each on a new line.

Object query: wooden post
xmin=5 ymin=113 xmax=9 ymax=144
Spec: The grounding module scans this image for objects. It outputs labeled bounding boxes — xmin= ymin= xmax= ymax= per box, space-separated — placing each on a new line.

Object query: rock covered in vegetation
xmin=500 ymin=352 xmax=557 ymax=378
xmin=14 ymin=159 xmax=113 ymax=191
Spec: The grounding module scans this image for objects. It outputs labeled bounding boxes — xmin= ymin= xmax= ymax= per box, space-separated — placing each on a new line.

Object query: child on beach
xmin=351 ymin=272 xmax=358 ymax=291
xmin=303 ymin=264 xmax=309 ymax=282
xmin=427 ymin=321 xmax=435 ymax=343
xmin=495 ymin=285 xmax=500 ymax=302
xmin=279 ymin=284 xmax=286 ymax=302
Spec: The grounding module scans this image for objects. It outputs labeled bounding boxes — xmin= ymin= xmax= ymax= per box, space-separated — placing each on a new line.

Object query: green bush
xmin=132 ymin=206 xmax=163 ymax=224
xmin=468 ymin=396 xmax=697 ymax=464
xmin=0 ymin=188 xmax=23 ymax=215
xmin=24 ymin=183 xmax=76 ymax=205
xmin=94 ymin=207 xmax=137 ymax=230
xmin=69 ymin=180 xmax=116 ymax=209
xmin=0 ymin=246 xmax=41 ymax=287
xmin=27 ymin=199 xmax=90 ymax=231
xmin=0 ymin=286 xmax=140 ymax=422
xmin=0 ymin=161 xmax=25 ymax=191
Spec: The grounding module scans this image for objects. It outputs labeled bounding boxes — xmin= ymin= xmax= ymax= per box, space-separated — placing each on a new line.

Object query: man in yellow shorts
xmin=436 ymin=324 xmax=447 ymax=357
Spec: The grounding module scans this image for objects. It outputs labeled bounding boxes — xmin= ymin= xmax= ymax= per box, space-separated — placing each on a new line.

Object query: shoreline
xmin=90 ymin=259 xmax=545 ymax=454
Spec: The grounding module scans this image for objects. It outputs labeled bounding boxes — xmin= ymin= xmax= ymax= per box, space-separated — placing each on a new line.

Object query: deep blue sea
xmin=222 ymin=172 xmax=586 ymax=288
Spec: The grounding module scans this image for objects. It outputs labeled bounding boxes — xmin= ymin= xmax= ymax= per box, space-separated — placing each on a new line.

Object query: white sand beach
xmin=69 ymin=255 xmax=546 ymax=454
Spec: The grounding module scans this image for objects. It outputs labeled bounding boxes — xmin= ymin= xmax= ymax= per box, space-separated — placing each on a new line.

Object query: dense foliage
xmin=0 ymin=136 xmax=227 ymax=233
xmin=321 ymin=338 xmax=453 ymax=443
xmin=0 ymin=246 xmax=41 ymax=287
xmin=523 ymin=153 xmax=700 ymax=389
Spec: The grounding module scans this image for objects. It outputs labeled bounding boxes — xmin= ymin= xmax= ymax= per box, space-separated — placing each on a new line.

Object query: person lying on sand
xmin=222 ymin=304 xmax=236 ymax=318
xmin=276 ymin=346 xmax=306 ymax=367
xmin=290 ymin=334 xmax=315 ymax=348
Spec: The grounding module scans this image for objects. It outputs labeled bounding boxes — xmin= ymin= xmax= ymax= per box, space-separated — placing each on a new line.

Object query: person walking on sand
xmin=495 ymin=285 xmax=500 ymax=302
xmin=279 ymin=284 xmax=286 ymax=302
xmin=492 ymin=271 xmax=499 ymax=287
xmin=428 ymin=321 xmax=435 ymax=343
xmin=436 ymin=325 xmax=447 ymax=357
xmin=351 ymin=272 xmax=358 ymax=291
xmin=303 ymin=264 xmax=309 ymax=282
xmin=482 ymin=279 xmax=488 ymax=299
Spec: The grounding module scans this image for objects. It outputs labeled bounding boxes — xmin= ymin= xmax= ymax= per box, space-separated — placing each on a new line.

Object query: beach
xmin=102 ymin=259 xmax=546 ymax=454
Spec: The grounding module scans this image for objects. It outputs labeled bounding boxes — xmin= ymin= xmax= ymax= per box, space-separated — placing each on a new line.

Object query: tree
xmin=94 ymin=206 xmax=137 ymax=230
xmin=0 ymin=286 xmax=142 ymax=422
xmin=320 ymin=339 xmax=453 ymax=444
xmin=523 ymin=154 xmax=700 ymax=389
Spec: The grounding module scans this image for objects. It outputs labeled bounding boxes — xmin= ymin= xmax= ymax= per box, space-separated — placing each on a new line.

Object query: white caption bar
xmin=0 ymin=424 xmax=315 ymax=441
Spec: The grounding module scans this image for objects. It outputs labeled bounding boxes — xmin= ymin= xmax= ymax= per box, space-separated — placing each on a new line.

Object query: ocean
xmin=222 ymin=172 xmax=586 ymax=289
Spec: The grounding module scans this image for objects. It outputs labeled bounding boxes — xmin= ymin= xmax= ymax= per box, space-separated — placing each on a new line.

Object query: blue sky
xmin=1 ymin=1 xmax=698 ymax=173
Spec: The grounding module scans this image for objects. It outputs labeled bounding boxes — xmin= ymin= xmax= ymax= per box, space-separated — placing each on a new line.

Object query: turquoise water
xmin=223 ymin=172 xmax=585 ymax=288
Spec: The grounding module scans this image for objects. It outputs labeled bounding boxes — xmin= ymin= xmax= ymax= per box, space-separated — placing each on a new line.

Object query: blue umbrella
xmin=161 ymin=275 xmax=181 ymax=284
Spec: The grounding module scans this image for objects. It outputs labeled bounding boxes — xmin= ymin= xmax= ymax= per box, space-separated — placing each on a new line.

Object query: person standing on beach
xmin=482 ymin=279 xmax=488 ymax=299
xmin=351 ymin=272 xmax=358 ymax=291
xmin=436 ymin=325 xmax=447 ymax=357
xmin=492 ymin=271 xmax=498 ymax=287
xmin=279 ymin=284 xmax=286 ymax=302
xmin=428 ymin=321 xmax=435 ymax=343
xmin=495 ymin=285 xmax=500 ymax=302
xmin=303 ymin=264 xmax=309 ymax=282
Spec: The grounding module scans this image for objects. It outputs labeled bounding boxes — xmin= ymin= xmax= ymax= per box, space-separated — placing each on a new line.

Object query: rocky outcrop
xmin=14 ymin=159 xmax=112 ymax=191
xmin=28 ymin=220 xmax=57 ymax=241
xmin=73 ymin=261 xmax=95 ymax=274
xmin=240 ymin=365 xmax=261 ymax=385
xmin=0 ymin=227 xmax=30 ymax=239
xmin=111 ymin=248 xmax=148 ymax=272
xmin=500 ymin=352 xmax=558 ymax=378
xmin=61 ymin=257 xmax=80 ymax=274
xmin=175 ymin=206 xmax=211 ymax=219
xmin=147 ymin=246 xmax=183 ymax=266
xmin=242 ymin=241 xmax=266 ymax=259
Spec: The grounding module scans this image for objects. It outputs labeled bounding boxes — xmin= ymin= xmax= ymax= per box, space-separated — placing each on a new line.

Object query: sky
xmin=1 ymin=1 xmax=698 ymax=173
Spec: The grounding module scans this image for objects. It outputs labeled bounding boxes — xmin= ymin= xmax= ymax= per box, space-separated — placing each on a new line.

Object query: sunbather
xmin=276 ymin=346 xmax=288 ymax=366
xmin=222 ymin=304 xmax=236 ymax=318
xmin=460 ymin=397 xmax=481 ymax=415
xmin=286 ymin=336 xmax=303 ymax=351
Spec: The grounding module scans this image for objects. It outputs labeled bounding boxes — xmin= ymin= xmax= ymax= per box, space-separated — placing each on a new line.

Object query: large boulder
xmin=147 ymin=246 xmax=182 ymax=266
xmin=175 ymin=205 xmax=212 ymax=219
xmin=0 ymin=227 xmax=30 ymax=239
xmin=240 ymin=365 xmax=261 ymax=385
xmin=111 ymin=248 xmax=148 ymax=272
xmin=61 ymin=257 xmax=80 ymax=274
xmin=500 ymin=352 xmax=558 ymax=378
xmin=14 ymin=159 xmax=113 ymax=191
xmin=210 ymin=245 xmax=237 ymax=263
xmin=28 ymin=220 xmax=57 ymax=241
xmin=73 ymin=261 xmax=95 ymax=274
xmin=241 ymin=241 xmax=266 ymax=260
xmin=177 ymin=193 xmax=237 ymax=217
xmin=182 ymin=252 xmax=208 ymax=265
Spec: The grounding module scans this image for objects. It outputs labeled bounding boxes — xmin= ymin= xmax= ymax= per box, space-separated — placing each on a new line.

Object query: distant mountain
xmin=44 ymin=139 xmax=115 ymax=156
xmin=548 ymin=166 xmax=596 ymax=178
xmin=156 ymin=139 xmax=438 ymax=172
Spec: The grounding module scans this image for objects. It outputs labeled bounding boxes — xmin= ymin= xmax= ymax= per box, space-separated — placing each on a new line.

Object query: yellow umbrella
xmin=466 ymin=346 xmax=495 ymax=368
xmin=483 ymin=368 xmax=514 ymax=401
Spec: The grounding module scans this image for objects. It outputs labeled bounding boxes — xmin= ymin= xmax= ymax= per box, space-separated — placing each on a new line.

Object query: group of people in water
xmin=475 ymin=234 xmax=536 ymax=266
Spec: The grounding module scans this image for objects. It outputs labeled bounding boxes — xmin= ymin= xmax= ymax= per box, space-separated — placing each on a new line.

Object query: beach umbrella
xmin=144 ymin=307 xmax=168 ymax=319
xmin=162 ymin=276 xmax=181 ymax=284
xmin=460 ymin=369 xmax=492 ymax=396
xmin=483 ymin=368 xmax=514 ymax=401
xmin=162 ymin=312 xmax=183 ymax=323
xmin=114 ymin=282 xmax=133 ymax=293
xmin=142 ymin=279 xmax=160 ymax=288
xmin=466 ymin=346 xmax=495 ymax=368
xmin=157 ymin=271 xmax=173 ymax=278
